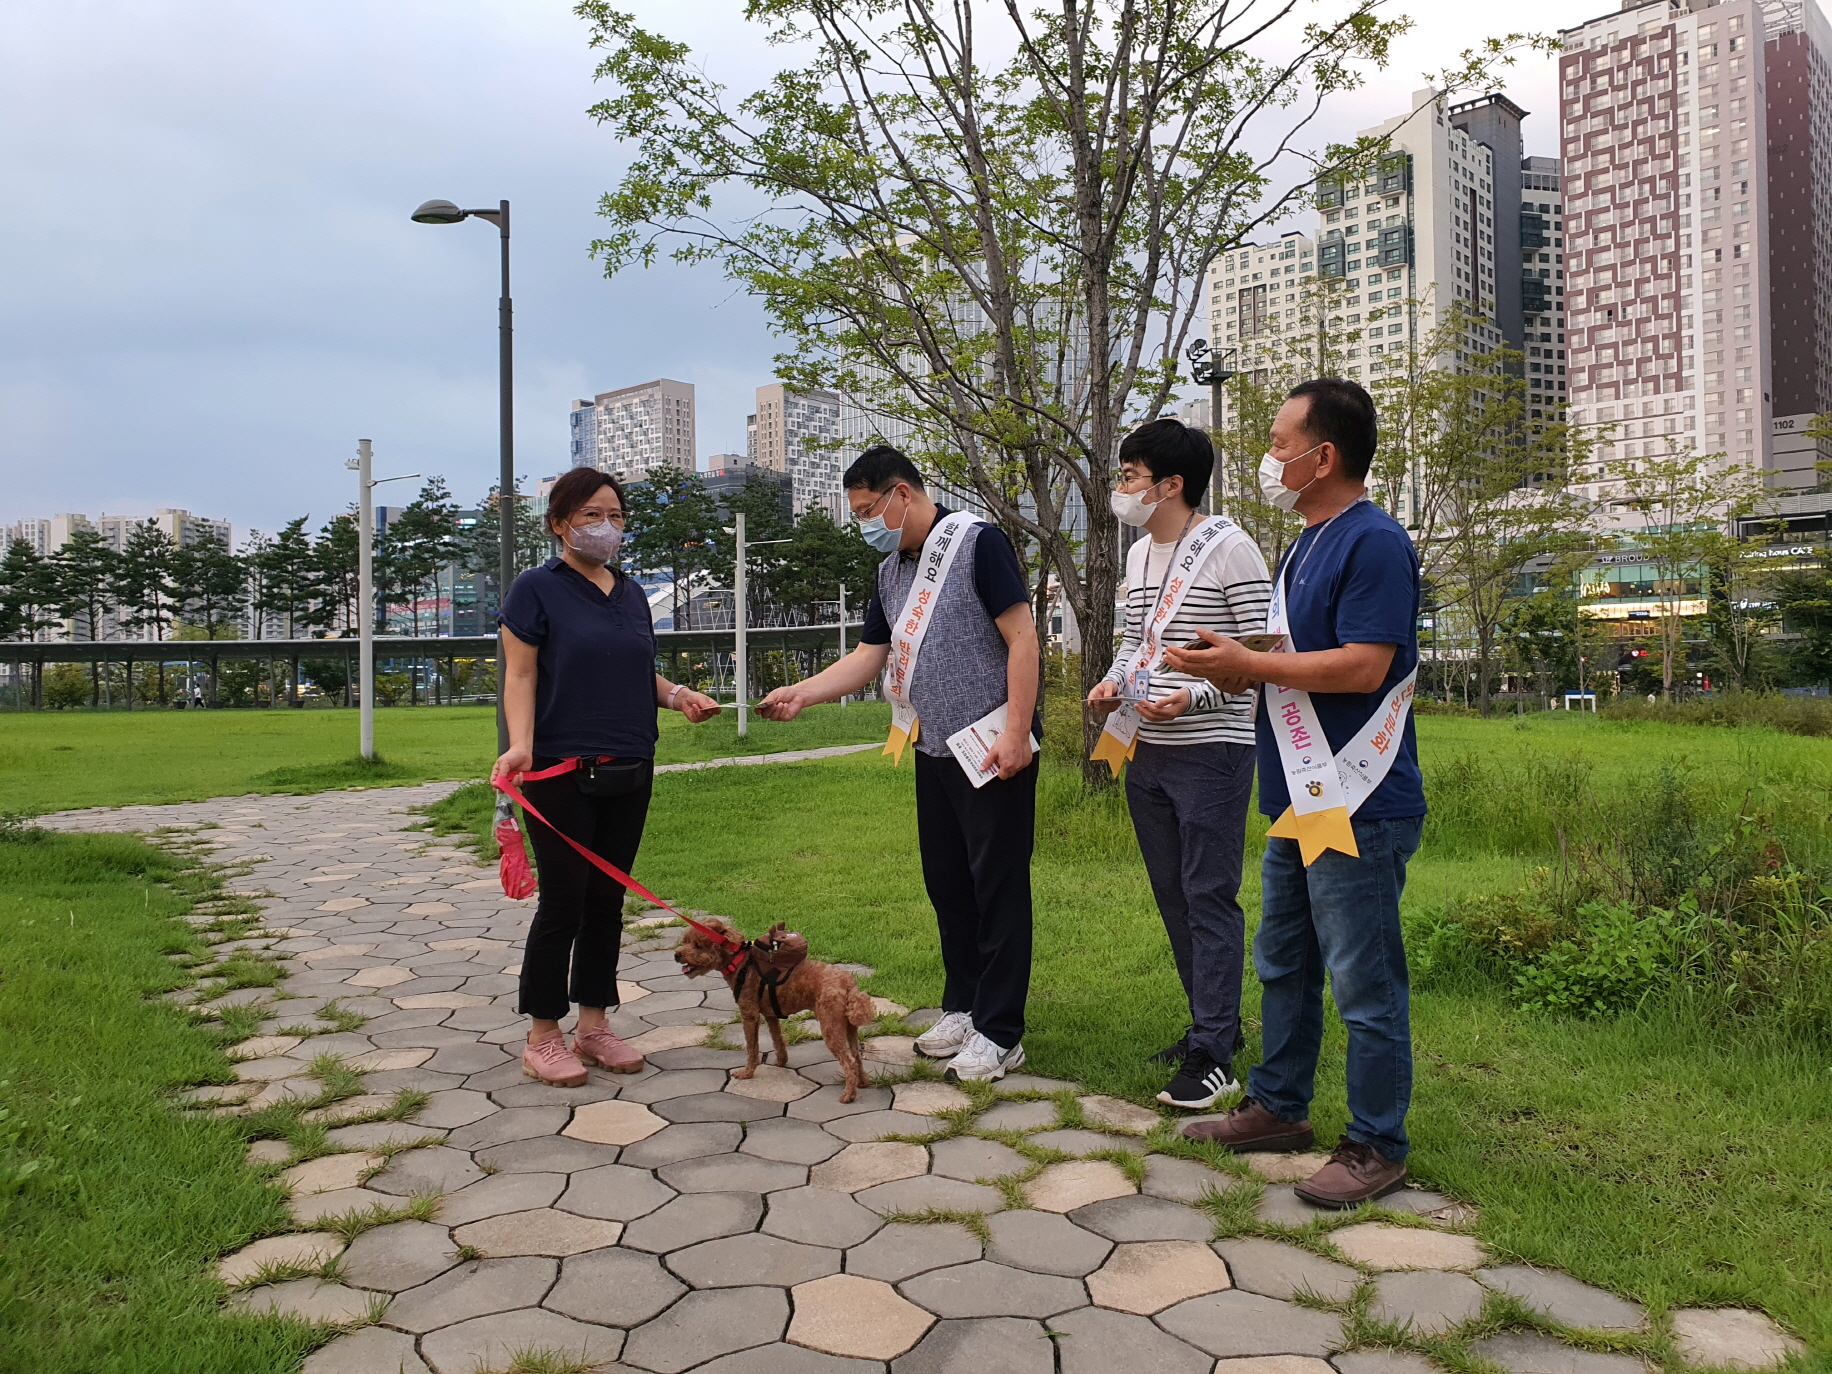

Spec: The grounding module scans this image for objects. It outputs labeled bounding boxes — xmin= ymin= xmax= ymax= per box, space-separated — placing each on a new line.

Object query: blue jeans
xmin=1248 ymin=813 xmax=1424 ymax=1163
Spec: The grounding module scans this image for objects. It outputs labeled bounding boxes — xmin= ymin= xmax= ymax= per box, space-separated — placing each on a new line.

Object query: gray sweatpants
xmin=1125 ymin=740 xmax=1256 ymax=1063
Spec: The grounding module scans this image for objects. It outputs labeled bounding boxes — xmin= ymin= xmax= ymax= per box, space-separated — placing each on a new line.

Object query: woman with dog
xmin=492 ymin=466 xmax=722 ymax=1088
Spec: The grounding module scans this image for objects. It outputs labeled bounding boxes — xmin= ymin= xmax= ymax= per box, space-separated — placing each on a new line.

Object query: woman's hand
xmin=492 ymin=746 xmax=533 ymax=783
xmin=676 ymin=690 xmax=722 ymax=724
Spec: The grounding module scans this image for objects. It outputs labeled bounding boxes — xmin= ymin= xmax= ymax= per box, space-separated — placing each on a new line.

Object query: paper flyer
xmin=945 ymin=703 xmax=1040 ymax=788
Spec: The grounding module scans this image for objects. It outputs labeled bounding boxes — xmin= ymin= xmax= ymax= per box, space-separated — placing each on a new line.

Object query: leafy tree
xmin=173 ymin=534 xmax=249 ymax=641
xmin=116 ymin=520 xmax=179 ymax=642
xmin=1701 ymin=538 xmax=1781 ymax=693
xmin=702 ymin=471 xmax=798 ymax=619
xmin=1770 ymin=552 xmax=1832 ymax=689
xmin=623 ymin=464 xmax=723 ymax=628
xmin=579 ymin=1 xmax=1536 ymax=781
xmin=772 ymin=505 xmax=883 ymax=625
xmin=1605 ymin=449 xmax=1766 ymax=701
xmin=1501 ymin=584 xmax=1582 ymax=700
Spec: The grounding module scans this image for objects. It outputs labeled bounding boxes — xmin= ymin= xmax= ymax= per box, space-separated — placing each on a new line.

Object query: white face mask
xmin=1109 ymin=480 xmax=1168 ymax=528
xmin=1257 ymin=444 xmax=1323 ymax=512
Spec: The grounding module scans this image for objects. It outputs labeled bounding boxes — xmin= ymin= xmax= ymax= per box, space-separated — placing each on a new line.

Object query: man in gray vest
xmin=757 ymin=446 xmax=1040 ymax=1082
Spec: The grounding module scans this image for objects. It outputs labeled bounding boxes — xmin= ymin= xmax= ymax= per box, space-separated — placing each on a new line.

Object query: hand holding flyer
xmin=945 ymin=704 xmax=1040 ymax=788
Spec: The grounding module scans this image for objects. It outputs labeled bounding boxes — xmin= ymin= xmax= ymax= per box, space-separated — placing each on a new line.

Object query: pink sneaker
xmin=522 ymin=1031 xmax=587 ymax=1087
xmin=572 ymin=1025 xmax=645 ymax=1074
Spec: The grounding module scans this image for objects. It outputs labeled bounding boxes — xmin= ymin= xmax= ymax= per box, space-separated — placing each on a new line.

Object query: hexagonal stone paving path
xmin=43 ymin=782 xmax=1810 ymax=1373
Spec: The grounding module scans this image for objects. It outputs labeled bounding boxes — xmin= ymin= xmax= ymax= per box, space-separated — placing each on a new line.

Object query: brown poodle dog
xmin=673 ymin=915 xmax=876 ymax=1102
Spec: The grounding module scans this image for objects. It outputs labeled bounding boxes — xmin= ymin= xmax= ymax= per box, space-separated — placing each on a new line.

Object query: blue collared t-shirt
xmin=1255 ymin=500 xmax=1425 ymax=820
xmin=498 ymin=558 xmax=659 ymax=761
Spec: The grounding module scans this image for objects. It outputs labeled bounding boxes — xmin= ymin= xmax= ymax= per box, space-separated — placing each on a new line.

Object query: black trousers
xmin=518 ymin=758 xmax=652 ymax=1020
xmin=1125 ymin=740 xmax=1256 ymax=1062
xmin=913 ymin=748 xmax=1037 ymax=1049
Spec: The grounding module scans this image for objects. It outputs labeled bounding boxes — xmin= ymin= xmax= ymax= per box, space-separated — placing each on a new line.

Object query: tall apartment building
xmin=1208 ymin=230 xmax=1319 ymax=379
xmin=5 ymin=509 xmax=230 ymax=554
xmin=569 ymin=379 xmax=696 ymax=484
xmin=1559 ymin=0 xmax=1832 ymax=513
xmin=747 ymin=383 xmax=843 ymax=517
xmin=1517 ymin=157 xmax=1573 ymax=420
xmin=1449 ymin=95 xmax=1532 ymax=351
xmin=1326 ymin=91 xmax=1507 ymax=354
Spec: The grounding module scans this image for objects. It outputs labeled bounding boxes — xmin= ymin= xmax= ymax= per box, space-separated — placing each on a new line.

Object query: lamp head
xmin=411 ymin=199 xmax=468 ymax=225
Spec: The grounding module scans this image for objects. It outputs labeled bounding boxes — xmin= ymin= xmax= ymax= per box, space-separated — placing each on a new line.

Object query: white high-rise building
xmin=748 ymin=383 xmax=843 ymax=517
xmin=1208 ymin=229 xmax=1319 ymax=379
xmin=570 ymin=379 xmax=697 ymax=484
xmin=1323 ymin=91 xmax=1507 ymax=365
xmin=1559 ymin=0 xmax=1832 ymax=514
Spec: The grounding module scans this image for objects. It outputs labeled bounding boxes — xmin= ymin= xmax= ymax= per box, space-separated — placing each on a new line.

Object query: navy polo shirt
xmin=1256 ymin=500 xmax=1425 ymax=820
xmin=498 ymin=558 xmax=659 ymax=760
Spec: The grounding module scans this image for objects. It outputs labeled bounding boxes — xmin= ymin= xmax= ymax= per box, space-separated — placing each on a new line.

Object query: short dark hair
xmin=544 ymin=466 xmax=625 ymax=535
xmin=1286 ymin=378 xmax=1377 ymax=482
xmin=1118 ymin=418 xmax=1213 ymax=508
xmin=843 ymin=445 xmax=926 ymax=493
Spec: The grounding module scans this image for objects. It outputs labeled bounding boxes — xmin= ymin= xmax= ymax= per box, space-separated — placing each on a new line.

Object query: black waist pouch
xmin=575 ymin=756 xmax=653 ymax=798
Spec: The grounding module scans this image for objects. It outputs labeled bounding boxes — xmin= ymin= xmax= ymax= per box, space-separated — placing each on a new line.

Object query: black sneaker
xmin=1156 ymin=1051 xmax=1240 ymax=1110
xmin=1148 ymin=1027 xmax=1192 ymax=1066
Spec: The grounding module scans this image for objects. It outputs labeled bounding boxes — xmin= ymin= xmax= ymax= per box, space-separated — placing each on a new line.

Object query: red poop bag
xmin=495 ymin=794 xmax=536 ymax=900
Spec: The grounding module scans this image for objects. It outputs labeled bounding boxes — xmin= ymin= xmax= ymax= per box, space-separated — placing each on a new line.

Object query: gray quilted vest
xmin=876 ymin=518 xmax=1010 ymax=757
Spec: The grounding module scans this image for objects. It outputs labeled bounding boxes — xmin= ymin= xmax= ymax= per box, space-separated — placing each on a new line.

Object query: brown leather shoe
xmin=1180 ymin=1096 xmax=1315 ymax=1152
xmin=1293 ymin=1138 xmax=1408 ymax=1209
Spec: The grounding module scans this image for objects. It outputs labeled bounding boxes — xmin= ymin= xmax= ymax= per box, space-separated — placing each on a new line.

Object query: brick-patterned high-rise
xmin=1559 ymin=0 xmax=1832 ymax=518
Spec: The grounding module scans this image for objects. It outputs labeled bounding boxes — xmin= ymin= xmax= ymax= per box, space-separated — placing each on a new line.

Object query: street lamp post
xmin=412 ymin=198 xmax=514 ymax=753
xmin=1184 ymin=338 xmax=1238 ymax=513
xmin=344 ymin=441 xmax=420 ymax=760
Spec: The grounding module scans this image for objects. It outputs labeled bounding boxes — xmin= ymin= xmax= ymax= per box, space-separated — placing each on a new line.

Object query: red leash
xmin=491 ymin=762 xmax=747 ymax=960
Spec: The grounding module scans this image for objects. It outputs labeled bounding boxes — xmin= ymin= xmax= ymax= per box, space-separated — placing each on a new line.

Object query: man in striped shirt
xmin=1088 ymin=418 xmax=1273 ymax=1110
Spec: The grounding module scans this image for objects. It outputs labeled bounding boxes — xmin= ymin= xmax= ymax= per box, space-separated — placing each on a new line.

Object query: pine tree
xmin=116 ymin=521 xmax=179 ymax=642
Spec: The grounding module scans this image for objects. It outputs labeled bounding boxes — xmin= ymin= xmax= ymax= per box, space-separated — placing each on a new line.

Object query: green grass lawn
xmin=0 ymin=701 xmax=892 ymax=816
xmin=430 ymin=712 xmax=1832 ymax=1357
xmin=0 ymin=828 xmax=316 ymax=1374
xmin=7 ymin=704 xmax=1831 ymax=1360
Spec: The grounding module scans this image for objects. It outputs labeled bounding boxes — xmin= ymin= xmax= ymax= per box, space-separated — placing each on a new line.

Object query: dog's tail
xmin=844 ymin=986 xmax=876 ymax=1028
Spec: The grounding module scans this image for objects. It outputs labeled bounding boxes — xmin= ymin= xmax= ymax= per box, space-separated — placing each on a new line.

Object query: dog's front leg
xmin=731 ymin=1013 xmax=763 ymax=1079
xmin=766 ymin=1015 xmax=791 ymax=1067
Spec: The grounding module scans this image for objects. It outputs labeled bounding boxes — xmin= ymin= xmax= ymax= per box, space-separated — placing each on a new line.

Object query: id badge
xmin=1126 ymin=665 xmax=1152 ymax=701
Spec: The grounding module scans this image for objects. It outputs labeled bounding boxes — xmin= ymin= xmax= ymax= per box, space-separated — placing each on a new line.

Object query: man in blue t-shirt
xmin=1164 ymin=377 xmax=1425 ymax=1210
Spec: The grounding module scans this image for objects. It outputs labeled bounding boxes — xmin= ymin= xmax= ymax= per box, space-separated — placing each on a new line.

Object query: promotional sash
xmin=881 ymin=511 xmax=980 ymax=765
xmin=1261 ymin=509 xmax=1417 ymax=865
xmin=1090 ymin=515 xmax=1240 ymax=778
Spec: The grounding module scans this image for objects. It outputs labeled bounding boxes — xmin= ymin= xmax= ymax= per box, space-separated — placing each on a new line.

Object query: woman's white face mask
xmin=1257 ymin=443 xmax=1323 ymax=512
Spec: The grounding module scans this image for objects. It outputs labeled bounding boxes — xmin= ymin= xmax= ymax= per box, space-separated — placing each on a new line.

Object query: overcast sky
xmin=1 ymin=0 xmax=1600 ymax=541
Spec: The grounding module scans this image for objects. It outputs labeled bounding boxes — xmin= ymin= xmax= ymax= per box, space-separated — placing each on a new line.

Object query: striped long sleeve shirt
xmin=1103 ymin=524 xmax=1274 ymax=747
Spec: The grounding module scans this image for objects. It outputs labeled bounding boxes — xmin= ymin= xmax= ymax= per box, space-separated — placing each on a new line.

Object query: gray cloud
xmin=3 ymin=0 xmax=1576 ymax=537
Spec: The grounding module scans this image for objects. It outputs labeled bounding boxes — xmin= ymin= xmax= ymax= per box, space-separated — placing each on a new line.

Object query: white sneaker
xmin=943 ymin=1031 xmax=1025 ymax=1083
xmin=914 ymin=1011 xmax=974 ymax=1058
